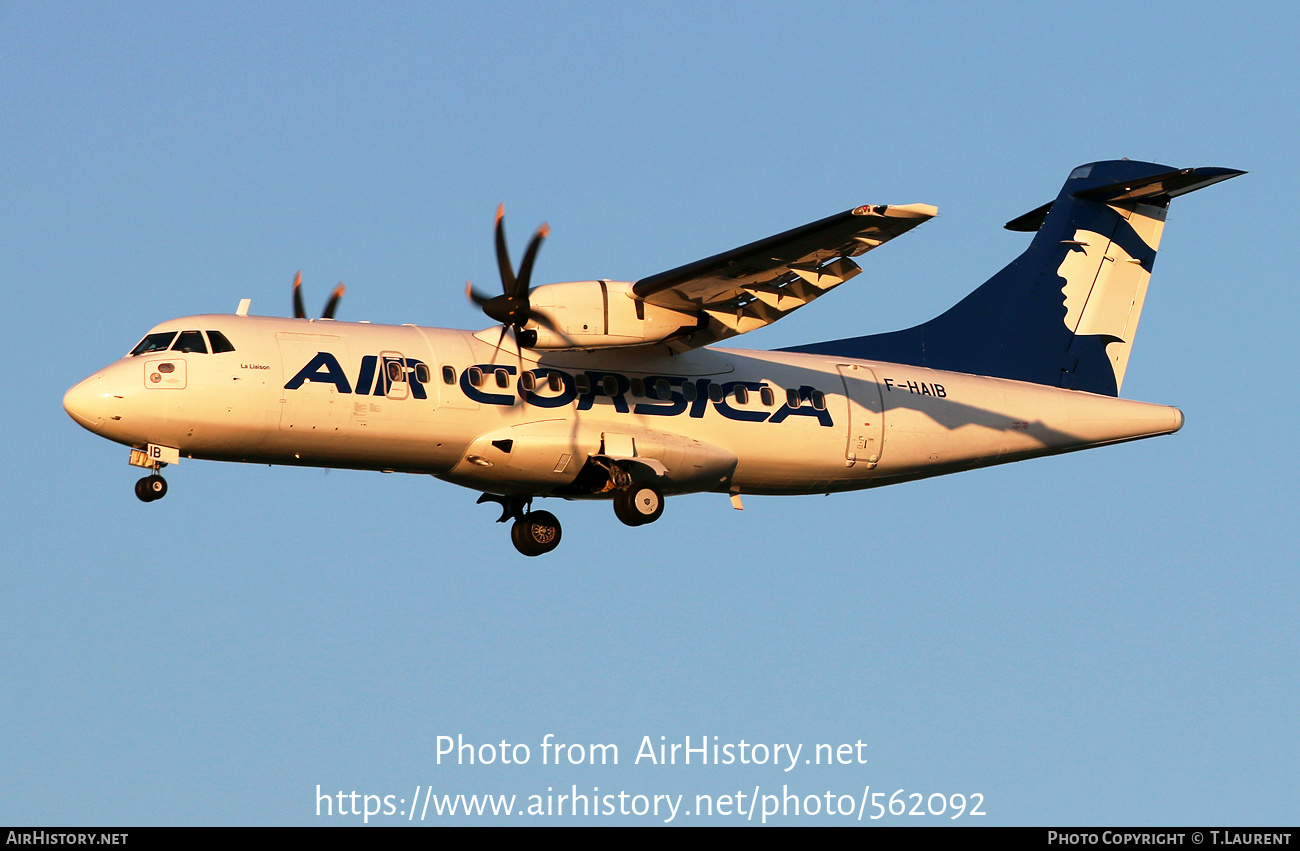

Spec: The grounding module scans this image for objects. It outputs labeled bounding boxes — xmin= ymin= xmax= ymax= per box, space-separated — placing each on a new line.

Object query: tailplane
xmin=787 ymin=160 xmax=1242 ymax=396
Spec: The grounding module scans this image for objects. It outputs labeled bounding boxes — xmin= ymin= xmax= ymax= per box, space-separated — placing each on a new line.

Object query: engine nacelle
xmin=523 ymin=280 xmax=697 ymax=349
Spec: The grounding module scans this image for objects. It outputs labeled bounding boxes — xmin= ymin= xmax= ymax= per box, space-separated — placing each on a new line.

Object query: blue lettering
xmin=290 ymin=354 xmax=835 ymax=429
xmin=632 ymin=376 xmax=688 ymax=417
xmin=768 ymin=385 xmax=834 ymax=427
xmin=354 ymin=355 xmax=377 ymax=396
xmin=354 ymin=354 xmax=425 ymax=399
xmin=714 ymin=381 xmax=769 ymax=423
xmin=285 ymin=351 xmax=352 ymax=394
xmin=688 ymin=378 xmax=712 ymax=419
xmin=520 ymin=368 xmax=576 ymax=408
xmin=405 ymin=358 xmax=428 ymax=400
xmin=576 ymin=371 xmax=630 ymax=413
xmin=461 ymin=363 xmax=516 ymax=406
xmin=374 ymin=356 xmax=396 ymax=396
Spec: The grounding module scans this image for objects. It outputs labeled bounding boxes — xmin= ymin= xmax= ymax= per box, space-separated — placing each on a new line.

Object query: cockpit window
xmin=172 ymin=330 xmax=208 ymax=354
xmin=206 ymin=330 xmax=236 ymax=353
xmin=129 ymin=331 xmax=178 ymax=356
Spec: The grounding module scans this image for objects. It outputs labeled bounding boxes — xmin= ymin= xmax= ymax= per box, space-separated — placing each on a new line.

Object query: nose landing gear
xmin=134 ymin=474 xmax=168 ymax=502
xmin=128 ymin=446 xmax=175 ymax=503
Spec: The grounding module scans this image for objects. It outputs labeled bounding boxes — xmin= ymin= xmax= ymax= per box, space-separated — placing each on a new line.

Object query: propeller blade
xmin=292 ymin=271 xmax=306 ymax=319
xmin=476 ymin=205 xmax=551 ymax=341
xmin=321 ymin=283 xmax=346 ymax=320
xmin=515 ymin=223 xmax=550 ymax=297
xmin=487 ymin=323 xmax=510 ymax=366
xmin=466 ymin=281 xmax=495 ymax=308
xmin=493 ymin=204 xmax=516 ymax=297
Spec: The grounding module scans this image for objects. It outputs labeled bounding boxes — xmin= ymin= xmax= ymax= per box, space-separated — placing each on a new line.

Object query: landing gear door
xmin=836 ymin=363 xmax=884 ymax=469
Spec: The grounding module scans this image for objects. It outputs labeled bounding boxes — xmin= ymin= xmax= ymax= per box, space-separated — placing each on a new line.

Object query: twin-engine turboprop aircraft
xmin=64 ymin=160 xmax=1241 ymax=555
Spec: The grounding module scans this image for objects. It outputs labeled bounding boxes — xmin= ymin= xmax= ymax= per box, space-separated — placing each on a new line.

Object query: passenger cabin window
xmin=810 ymin=390 xmax=826 ymax=410
xmin=494 ymin=369 xmax=510 ymax=388
xmin=521 ymin=372 xmax=537 ymax=392
xmin=760 ymin=386 xmax=774 ymax=407
xmin=130 ymin=331 xmax=178 ymax=356
xmin=734 ymin=386 xmax=749 ymax=404
xmin=206 ymin=330 xmax=236 ymax=353
xmin=415 ymin=363 xmax=430 ymax=384
xmin=547 ymin=373 xmax=562 ymax=392
xmin=172 ymin=330 xmax=207 ymax=354
xmin=442 ymin=366 xmax=456 ymax=385
xmin=786 ymin=388 xmax=801 ymax=408
xmin=468 ymin=367 xmax=483 ymax=386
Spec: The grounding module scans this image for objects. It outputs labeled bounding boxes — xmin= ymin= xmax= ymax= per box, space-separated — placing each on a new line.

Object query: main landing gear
xmin=613 ymin=482 xmax=664 ymax=527
xmin=510 ymin=510 xmax=562 ymax=557
xmin=478 ymin=481 xmax=667 ymax=556
xmin=477 ymin=494 xmax=563 ymax=557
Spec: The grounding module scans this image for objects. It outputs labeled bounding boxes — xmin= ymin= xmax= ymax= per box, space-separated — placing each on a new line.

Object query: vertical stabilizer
xmin=787 ymin=161 xmax=1242 ymax=396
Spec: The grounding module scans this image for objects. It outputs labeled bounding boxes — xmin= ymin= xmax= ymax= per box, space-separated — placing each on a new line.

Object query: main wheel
xmin=511 ymin=510 xmax=562 ymax=556
xmin=135 ymin=474 xmax=167 ymax=502
xmin=613 ymin=483 xmax=664 ymax=526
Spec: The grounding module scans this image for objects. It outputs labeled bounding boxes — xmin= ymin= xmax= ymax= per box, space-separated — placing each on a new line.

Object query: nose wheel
xmin=134 ymin=474 xmax=168 ymax=502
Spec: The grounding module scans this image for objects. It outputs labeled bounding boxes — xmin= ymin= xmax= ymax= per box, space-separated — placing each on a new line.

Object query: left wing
xmin=633 ymin=202 xmax=936 ymax=350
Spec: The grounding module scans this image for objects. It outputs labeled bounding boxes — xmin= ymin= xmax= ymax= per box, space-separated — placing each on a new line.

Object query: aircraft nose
xmin=64 ymin=374 xmax=111 ymax=433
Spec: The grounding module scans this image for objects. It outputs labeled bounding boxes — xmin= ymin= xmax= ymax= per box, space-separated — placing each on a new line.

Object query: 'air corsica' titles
xmin=284 ymin=352 xmax=836 ymax=427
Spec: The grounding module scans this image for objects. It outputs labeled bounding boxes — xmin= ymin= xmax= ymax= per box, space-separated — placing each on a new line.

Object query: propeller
xmin=292 ymin=270 xmax=346 ymax=320
xmin=466 ymin=205 xmax=567 ymax=349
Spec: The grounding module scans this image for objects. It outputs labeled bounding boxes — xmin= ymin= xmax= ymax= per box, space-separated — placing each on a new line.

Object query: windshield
xmin=129 ymin=331 xmax=178 ymax=356
xmin=171 ymin=330 xmax=207 ymax=353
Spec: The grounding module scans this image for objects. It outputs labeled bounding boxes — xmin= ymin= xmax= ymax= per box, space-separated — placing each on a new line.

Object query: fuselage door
xmin=380 ymin=351 xmax=410 ymax=400
xmin=836 ymin=363 xmax=884 ymax=469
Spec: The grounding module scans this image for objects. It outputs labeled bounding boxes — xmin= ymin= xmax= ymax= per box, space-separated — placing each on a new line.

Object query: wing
xmin=633 ymin=202 xmax=936 ymax=350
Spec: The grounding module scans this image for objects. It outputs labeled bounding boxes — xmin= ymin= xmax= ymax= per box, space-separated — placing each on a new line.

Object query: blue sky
xmin=3 ymin=2 xmax=1296 ymax=825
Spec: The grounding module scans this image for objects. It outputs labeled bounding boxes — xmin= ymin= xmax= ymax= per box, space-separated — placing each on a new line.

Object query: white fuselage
xmin=64 ymin=314 xmax=1184 ymax=500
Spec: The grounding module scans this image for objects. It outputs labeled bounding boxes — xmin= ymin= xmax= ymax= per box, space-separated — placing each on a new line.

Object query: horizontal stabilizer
xmin=1005 ymin=201 xmax=1054 ymax=232
xmin=1006 ymin=165 xmax=1245 ymax=232
xmin=1073 ymin=166 xmax=1245 ymax=203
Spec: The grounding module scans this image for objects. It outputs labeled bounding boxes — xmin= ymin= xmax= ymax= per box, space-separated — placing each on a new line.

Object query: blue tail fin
xmin=786 ymin=160 xmax=1242 ymax=396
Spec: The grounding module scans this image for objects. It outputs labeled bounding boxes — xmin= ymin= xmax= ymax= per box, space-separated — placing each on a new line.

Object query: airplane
xmin=64 ymin=160 xmax=1241 ymax=556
